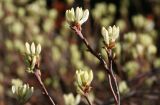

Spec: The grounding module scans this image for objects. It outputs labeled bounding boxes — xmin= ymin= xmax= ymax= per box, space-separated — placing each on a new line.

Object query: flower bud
xmin=101 ymin=25 xmax=119 ymax=49
xmin=65 ymin=7 xmax=89 ymax=27
xmin=75 ymin=69 xmax=93 ymax=95
xmin=11 ymin=79 xmax=34 ymax=104
xmin=63 ymin=93 xmax=80 ymax=105
xmin=25 ymin=42 xmax=41 ymax=73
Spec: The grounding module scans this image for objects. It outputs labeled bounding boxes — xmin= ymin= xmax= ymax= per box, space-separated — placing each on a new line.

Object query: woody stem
xmin=84 ymin=94 xmax=92 ymax=105
xmin=72 ymin=26 xmax=120 ymax=105
xmin=34 ymin=64 xmax=56 ymax=105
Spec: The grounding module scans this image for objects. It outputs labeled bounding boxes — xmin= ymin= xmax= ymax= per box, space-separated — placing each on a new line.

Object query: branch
xmin=84 ymin=94 xmax=92 ymax=105
xmin=71 ymin=26 xmax=110 ymax=74
xmin=34 ymin=69 xmax=56 ymax=105
xmin=108 ymin=50 xmax=120 ymax=105
xmin=108 ymin=74 xmax=118 ymax=104
xmin=71 ymin=26 xmax=120 ymax=105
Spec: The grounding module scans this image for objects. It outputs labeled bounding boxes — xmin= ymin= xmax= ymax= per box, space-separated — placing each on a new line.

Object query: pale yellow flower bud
xmin=101 ymin=25 xmax=119 ymax=49
xmin=75 ymin=69 xmax=93 ymax=95
xmin=24 ymin=42 xmax=41 ymax=73
xmin=65 ymin=7 xmax=89 ymax=26
xmin=11 ymin=79 xmax=34 ymax=104
xmin=63 ymin=93 xmax=80 ymax=105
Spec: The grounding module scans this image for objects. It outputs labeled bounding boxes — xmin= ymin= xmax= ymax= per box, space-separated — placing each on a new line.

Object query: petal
xmin=76 ymin=7 xmax=83 ymax=22
xmin=75 ymin=7 xmax=80 ymax=21
xmin=31 ymin=42 xmax=35 ymax=54
xmin=88 ymin=70 xmax=93 ymax=84
xmin=12 ymin=86 xmax=16 ymax=94
xmin=65 ymin=8 xmax=75 ymax=23
xmin=31 ymin=86 xmax=34 ymax=93
xmin=101 ymin=27 xmax=109 ymax=45
xmin=67 ymin=11 xmax=73 ymax=22
xmin=76 ymin=70 xmax=83 ymax=86
xmin=79 ymin=8 xmax=83 ymax=20
xmin=75 ymin=94 xmax=81 ymax=104
xmin=70 ymin=8 xmax=75 ymax=21
xmin=65 ymin=10 xmax=70 ymax=22
xmin=22 ymin=84 xmax=27 ymax=96
xmin=108 ymin=26 xmax=113 ymax=36
xmin=79 ymin=9 xmax=89 ymax=25
xmin=101 ymin=27 xmax=106 ymax=36
xmin=36 ymin=44 xmax=41 ymax=54
xmin=84 ymin=70 xmax=89 ymax=82
xmin=112 ymin=26 xmax=119 ymax=40
xmin=115 ymin=26 xmax=120 ymax=39
xmin=87 ymin=70 xmax=93 ymax=85
xmin=25 ymin=42 xmax=30 ymax=54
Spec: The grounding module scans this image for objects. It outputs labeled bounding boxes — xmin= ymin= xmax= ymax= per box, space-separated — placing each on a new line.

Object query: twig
xmin=108 ymin=74 xmax=118 ymax=104
xmin=108 ymin=50 xmax=120 ymax=105
xmin=71 ymin=26 xmax=110 ymax=74
xmin=34 ymin=69 xmax=56 ymax=105
xmin=84 ymin=94 xmax=92 ymax=105
xmin=71 ymin=26 xmax=120 ymax=105
xmin=102 ymin=68 xmax=160 ymax=105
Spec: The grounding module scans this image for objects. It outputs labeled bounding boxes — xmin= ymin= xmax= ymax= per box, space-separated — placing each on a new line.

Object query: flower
xmin=25 ymin=42 xmax=41 ymax=73
xmin=75 ymin=69 xmax=93 ymax=95
xmin=63 ymin=93 xmax=81 ymax=105
xmin=65 ymin=7 xmax=89 ymax=27
xmin=11 ymin=79 xmax=34 ymax=104
xmin=101 ymin=25 xmax=119 ymax=49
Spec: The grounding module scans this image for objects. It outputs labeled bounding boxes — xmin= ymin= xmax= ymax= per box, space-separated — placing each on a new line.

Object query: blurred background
xmin=0 ymin=0 xmax=160 ymax=105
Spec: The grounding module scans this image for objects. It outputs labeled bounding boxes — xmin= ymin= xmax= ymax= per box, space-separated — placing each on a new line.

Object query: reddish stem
xmin=34 ymin=69 xmax=56 ymax=105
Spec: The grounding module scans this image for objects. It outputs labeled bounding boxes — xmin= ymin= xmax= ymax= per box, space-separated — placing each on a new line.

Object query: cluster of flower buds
xmin=75 ymin=69 xmax=93 ymax=95
xmin=63 ymin=93 xmax=81 ymax=105
xmin=101 ymin=25 xmax=120 ymax=49
xmin=11 ymin=79 xmax=34 ymax=104
xmin=25 ymin=42 xmax=41 ymax=73
xmin=65 ymin=7 xmax=89 ymax=30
